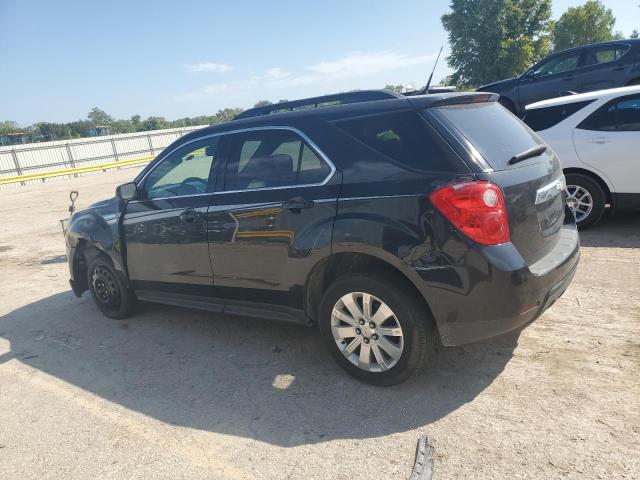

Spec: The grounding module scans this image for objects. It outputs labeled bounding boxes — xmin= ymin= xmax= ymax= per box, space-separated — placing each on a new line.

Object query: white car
xmin=524 ymin=86 xmax=640 ymax=227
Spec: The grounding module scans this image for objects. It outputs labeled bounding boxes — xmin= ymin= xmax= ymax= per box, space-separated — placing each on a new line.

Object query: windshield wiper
xmin=508 ymin=145 xmax=547 ymax=166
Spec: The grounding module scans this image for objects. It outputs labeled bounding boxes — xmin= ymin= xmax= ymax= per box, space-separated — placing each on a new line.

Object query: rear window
xmin=523 ymin=100 xmax=594 ymax=131
xmin=334 ymin=111 xmax=461 ymax=172
xmin=435 ymin=102 xmax=543 ymax=170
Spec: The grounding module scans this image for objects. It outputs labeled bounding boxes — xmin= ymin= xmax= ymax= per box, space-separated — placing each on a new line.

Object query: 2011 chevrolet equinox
xmin=64 ymin=90 xmax=580 ymax=385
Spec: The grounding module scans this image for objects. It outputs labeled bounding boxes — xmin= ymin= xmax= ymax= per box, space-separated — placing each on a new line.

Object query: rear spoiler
xmin=427 ymin=93 xmax=499 ymax=108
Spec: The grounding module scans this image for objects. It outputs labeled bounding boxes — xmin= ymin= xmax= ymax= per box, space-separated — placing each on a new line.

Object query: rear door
xmin=573 ymin=93 xmax=640 ymax=194
xmin=576 ymin=43 xmax=632 ymax=92
xmin=207 ymin=127 xmax=340 ymax=308
xmin=519 ymin=49 xmax=583 ymax=107
xmin=124 ymin=135 xmax=221 ymax=293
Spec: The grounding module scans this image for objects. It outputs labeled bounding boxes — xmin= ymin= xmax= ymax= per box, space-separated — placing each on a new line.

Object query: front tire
xmin=319 ymin=274 xmax=434 ymax=386
xmin=565 ymin=173 xmax=606 ymax=229
xmin=88 ymin=257 xmax=135 ymax=319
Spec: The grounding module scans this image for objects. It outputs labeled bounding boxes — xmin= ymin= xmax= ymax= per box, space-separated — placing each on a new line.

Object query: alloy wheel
xmin=566 ymin=184 xmax=593 ymax=224
xmin=330 ymin=292 xmax=404 ymax=373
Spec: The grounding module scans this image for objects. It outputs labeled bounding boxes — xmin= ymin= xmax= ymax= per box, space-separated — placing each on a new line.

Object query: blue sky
xmin=0 ymin=0 xmax=637 ymax=125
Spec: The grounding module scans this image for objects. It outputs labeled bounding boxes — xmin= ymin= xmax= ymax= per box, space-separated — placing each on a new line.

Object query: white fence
xmin=0 ymin=125 xmax=207 ymax=187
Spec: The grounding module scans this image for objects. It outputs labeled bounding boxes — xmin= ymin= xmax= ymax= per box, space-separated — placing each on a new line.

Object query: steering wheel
xmin=181 ymin=177 xmax=208 ymax=192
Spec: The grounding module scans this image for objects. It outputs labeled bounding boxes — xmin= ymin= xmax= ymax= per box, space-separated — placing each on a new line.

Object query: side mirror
xmin=522 ymin=70 xmax=535 ymax=80
xmin=116 ymin=182 xmax=137 ymax=202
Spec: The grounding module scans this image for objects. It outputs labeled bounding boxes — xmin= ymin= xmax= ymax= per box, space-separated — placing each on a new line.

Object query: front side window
xmin=584 ymin=45 xmax=630 ymax=66
xmin=144 ymin=137 xmax=219 ymax=199
xmin=523 ymin=100 xmax=595 ymax=132
xmin=578 ymin=95 xmax=640 ymax=132
xmin=224 ymin=129 xmax=331 ymax=191
xmin=533 ymin=51 xmax=581 ymax=77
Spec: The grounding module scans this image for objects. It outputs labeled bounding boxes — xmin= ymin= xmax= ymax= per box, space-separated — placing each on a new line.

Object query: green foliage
xmin=442 ymin=0 xmax=553 ymax=87
xmin=384 ymin=84 xmax=405 ymax=93
xmin=254 ymin=100 xmax=273 ymax=108
xmin=1 ymin=107 xmax=245 ymax=142
xmin=553 ymin=1 xmax=621 ymax=52
xmin=630 ymin=29 xmax=639 ymax=39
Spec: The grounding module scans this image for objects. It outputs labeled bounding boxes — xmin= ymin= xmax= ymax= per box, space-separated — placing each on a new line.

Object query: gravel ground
xmin=0 ymin=169 xmax=638 ymax=480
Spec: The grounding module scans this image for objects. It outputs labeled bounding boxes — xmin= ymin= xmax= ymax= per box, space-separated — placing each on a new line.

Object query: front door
xmin=124 ymin=135 xmax=222 ymax=293
xmin=519 ymin=49 xmax=583 ymax=107
xmin=573 ymin=93 xmax=640 ymax=195
xmin=207 ymin=127 xmax=339 ymax=308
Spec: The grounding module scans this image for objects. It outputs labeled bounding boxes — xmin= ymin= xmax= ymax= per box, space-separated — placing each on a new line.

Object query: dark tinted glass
xmin=224 ymin=129 xmax=331 ymax=191
xmin=617 ymin=97 xmax=640 ymax=131
xmin=335 ymin=111 xmax=460 ymax=172
xmin=533 ymin=51 xmax=581 ymax=76
xmin=578 ymin=95 xmax=640 ymax=132
xmin=436 ymin=102 xmax=543 ymax=170
xmin=524 ymin=100 xmax=594 ymax=131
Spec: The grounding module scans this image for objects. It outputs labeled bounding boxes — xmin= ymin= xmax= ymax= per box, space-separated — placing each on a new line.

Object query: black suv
xmin=480 ymin=39 xmax=640 ymax=115
xmin=65 ymin=91 xmax=580 ymax=385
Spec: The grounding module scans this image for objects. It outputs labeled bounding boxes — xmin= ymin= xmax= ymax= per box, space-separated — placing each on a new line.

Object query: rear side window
xmin=523 ymin=100 xmax=594 ymax=131
xmin=334 ymin=111 xmax=460 ymax=172
xmin=584 ymin=44 xmax=630 ymax=66
xmin=224 ymin=129 xmax=332 ymax=191
xmin=436 ymin=102 xmax=543 ymax=170
xmin=579 ymin=94 xmax=640 ymax=132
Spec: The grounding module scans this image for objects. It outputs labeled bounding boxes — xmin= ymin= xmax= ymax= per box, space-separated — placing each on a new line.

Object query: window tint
xmin=144 ymin=137 xmax=219 ymax=199
xmin=436 ymin=102 xmax=543 ymax=170
xmin=617 ymin=97 xmax=640 ymax=131
xmin=335 ymin=111 xmax=460 ymax=172
xmin=224 ymin=129 xmax=331 ymax=191
xmin=584 ymin=45 xmax=630 ymax=66
xmin=533 ymin=51 xmax=581 ymax=77
xmin=578 ymin=95 xmax=640 ymax=132
xmin=523 ymin=100 xmax=594 ymax=131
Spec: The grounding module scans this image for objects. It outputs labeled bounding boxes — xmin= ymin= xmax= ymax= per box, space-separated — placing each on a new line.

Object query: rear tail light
xmin=430 ymin=181 xmax=510 ymax=245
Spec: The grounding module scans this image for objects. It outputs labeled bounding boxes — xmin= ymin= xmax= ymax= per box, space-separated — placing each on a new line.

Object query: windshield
xmin=434 ymin=102 xmax=544 ymax=170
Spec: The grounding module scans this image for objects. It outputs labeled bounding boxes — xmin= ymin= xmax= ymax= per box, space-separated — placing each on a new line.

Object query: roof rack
xmin=235 ymin=90 xmax=402 ymax=120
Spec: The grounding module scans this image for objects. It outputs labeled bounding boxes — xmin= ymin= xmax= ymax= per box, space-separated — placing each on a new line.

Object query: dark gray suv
xmin=479 ymin=39 xmax=640 ymax=115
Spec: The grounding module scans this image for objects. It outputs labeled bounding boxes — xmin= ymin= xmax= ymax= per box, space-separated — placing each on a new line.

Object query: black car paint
xmin=479 ymin=39 xmax=640 ymax=115
xmin=66 ymin=93 xmax=580 ymax=346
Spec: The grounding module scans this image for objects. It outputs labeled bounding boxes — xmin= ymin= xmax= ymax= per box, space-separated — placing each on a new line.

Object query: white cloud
xmin=173 ymin=51 xmax=438 ymax=103
xmin=187 ymin=62 xmax=233 ymax=73
xmin=307 ymin=52 xmax=435 ymax=79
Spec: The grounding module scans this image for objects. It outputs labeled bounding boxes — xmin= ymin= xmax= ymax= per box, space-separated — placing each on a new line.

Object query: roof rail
xmin=235 ymin=90 xmax=402 ymax=120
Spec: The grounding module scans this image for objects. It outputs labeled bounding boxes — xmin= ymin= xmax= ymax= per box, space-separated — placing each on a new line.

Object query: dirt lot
xmin=0 ymin=169 xmax=638 ymax=480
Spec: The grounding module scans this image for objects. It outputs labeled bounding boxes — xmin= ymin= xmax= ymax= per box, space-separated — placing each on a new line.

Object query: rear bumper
xmin=417 ymin=224 xmax=580 ymax=346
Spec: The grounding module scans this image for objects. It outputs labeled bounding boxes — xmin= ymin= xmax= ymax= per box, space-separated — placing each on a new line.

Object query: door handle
xmin=590 ymin=136 xmax=608 ymax=144
xmin=283 ymin=197 xmax=314 ymax=211
xmin=563 ymin=75 xmax=575 ymax=81
xmin=613 ymin=64 xmax=625 ymax=71
xmin=179 ymin=208 xmax=202 ymax=223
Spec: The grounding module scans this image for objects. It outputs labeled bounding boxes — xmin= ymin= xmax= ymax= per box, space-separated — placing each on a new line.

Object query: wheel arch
xmin=563 ymin=167 xmax=612 ymax=205
xmin=304 ymin=251 xmax=438 ymax=334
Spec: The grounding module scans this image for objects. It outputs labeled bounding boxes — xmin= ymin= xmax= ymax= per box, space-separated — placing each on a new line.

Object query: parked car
xmin=523 ymin=85 xmax=640 ymax=228
xmin=64 ymin=90 xmax=579 ymax=385
xmin=479 ymin=39 xmax=640 ymax=116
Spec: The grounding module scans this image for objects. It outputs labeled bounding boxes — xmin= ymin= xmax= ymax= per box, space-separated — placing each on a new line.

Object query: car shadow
xmin=0 ymin=291 xmax=518 ymax=447
xmin=579 ymin=210 xmax=640 ymax=248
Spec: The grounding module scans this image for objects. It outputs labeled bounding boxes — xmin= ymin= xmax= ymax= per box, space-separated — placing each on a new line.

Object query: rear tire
xmin=319 ymin=273 xmax=434 ymax=386
xmin=565 ymin=173 xmax=606 ymax=229
xmin=88 ymin=257 xmax=135 ymax=319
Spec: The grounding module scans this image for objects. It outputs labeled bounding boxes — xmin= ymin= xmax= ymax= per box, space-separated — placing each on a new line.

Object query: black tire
xmin=319 ymin=273 xmax=435 ymax=386
xmin=87 ymin=256 xmax=135 ymax=319
xmin=565 ymin=173 xmax=606 ymax=229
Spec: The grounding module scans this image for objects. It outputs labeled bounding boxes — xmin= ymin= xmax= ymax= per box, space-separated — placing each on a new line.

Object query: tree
xmin=631 ymin=29 xmax=639 ymax=39
xmin=384 ymin=84 xmax=405 ymax=93
xmin=87 ymin=107 xmax=113 ymax=125
xmin=253 ymin=100 xmax=272 ymax=108
xmin=553 ymin=1 xmax=623 ymax=52
xmin=442 ymin=0 xmax=553 ymax=87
